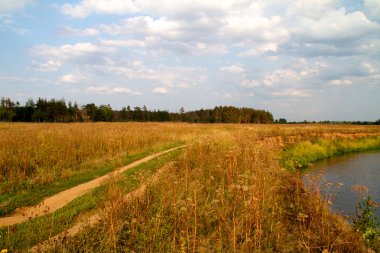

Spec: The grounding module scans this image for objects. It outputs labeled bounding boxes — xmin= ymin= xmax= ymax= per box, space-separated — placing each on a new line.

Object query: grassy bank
xmin=281 ymin=136 xmax=380 ymax=171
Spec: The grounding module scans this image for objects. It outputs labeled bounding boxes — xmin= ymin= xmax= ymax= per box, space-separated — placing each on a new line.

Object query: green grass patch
xmin=0 ymin=148 xmax=182 ymax=251
xmin=0 ymin=141 xmax=184 ymax=217
xmin=281 ymin=136 xmax=380 ymax=171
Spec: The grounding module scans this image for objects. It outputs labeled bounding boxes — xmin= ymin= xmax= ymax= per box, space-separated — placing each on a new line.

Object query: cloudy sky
xmin=0 ymin=0 xmax=379 ymax=121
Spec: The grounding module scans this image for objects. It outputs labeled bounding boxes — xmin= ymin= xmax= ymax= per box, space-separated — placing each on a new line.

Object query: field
xmin=1 ymin=123 xmax=380 ymax=252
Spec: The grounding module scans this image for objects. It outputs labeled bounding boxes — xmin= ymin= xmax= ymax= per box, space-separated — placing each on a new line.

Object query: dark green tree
xmin=0 ymin=97 xmax=15 ymax=122
xmin=83 ymin=103 xmax=98 ymax=122
xmin=97 ymin=104 xmax=114 ymax=121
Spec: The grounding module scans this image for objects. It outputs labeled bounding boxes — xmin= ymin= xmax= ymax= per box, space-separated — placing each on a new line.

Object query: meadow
xmin=0 ymin=123 xmax=380 ymax=252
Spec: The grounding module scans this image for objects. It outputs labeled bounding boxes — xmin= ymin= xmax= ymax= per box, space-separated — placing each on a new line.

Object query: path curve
xmin=0 ymin=145 xmax=186 ymax=227
xmin=30 ymin=164 xmax=172 ymax=252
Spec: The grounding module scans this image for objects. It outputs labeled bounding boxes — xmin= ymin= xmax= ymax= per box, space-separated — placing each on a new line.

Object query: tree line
xmin=0 ymin=97 xmax=274 ymax=124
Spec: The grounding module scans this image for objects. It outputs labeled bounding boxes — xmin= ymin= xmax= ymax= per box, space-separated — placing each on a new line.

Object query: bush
xmin=353 ymin=195 xmax=380 ymax=248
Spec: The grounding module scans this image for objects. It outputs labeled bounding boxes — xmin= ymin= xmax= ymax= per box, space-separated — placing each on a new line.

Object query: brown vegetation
xmin=1 ymin=123 xmax=380 ymax=252
xmin=40 ymin=124 xmax=380 ymax=252
xmin=0 ymin=122 xmax=198 ymax=194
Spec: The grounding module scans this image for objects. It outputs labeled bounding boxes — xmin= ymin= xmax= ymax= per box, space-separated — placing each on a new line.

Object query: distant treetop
xmin=0 ymin=97 xmax=274 ymax=124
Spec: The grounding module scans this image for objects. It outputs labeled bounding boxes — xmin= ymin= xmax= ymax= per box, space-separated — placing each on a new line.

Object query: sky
xmin=0 ymin=0 xmax=379 ymax=121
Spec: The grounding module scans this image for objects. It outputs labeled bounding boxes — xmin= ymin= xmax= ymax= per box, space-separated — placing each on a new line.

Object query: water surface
xmin=303 ymin=151 xmax=380 ymax=218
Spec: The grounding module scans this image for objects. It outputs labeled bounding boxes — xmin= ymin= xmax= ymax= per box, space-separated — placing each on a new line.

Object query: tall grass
xmin=0 ymin=150 xmax=181 ymax=251
xmin=0 ymin=123 xmax=199 ymax=194
xmin=0 ymin=123 xmax=379 ymax=251
xmin=51 ymin=126 xmax=378 ymax=252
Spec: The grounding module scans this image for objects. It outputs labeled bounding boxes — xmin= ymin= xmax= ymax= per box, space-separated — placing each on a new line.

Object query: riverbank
xmin=281 ymin=135 xmax=380 ymax=171
xmin=281 ymin=135 xmax=380 ymax=251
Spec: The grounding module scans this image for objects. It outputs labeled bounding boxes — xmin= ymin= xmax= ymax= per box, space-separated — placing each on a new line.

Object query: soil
xmin=0 ymin=145 xmax=185 ymax=227
xmin=29 ymin=158 xmax=175 ymax=252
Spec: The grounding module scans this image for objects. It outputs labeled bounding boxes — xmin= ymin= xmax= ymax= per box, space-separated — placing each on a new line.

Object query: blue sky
xmin=0 ymin=0 xmax=379 ymax=121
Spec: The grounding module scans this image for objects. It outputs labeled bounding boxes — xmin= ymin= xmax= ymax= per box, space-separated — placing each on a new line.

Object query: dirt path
xmin=0 ymin=145 xmax=186 ymax=227
xmin=30 ymin=164 xmax=172 ymax=252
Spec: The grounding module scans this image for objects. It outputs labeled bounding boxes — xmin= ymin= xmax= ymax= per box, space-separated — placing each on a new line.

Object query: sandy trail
xmin=30 ymin=164 xmax=172 ymax=252
xmin=0 ymin=145 xmax=185 ymax=227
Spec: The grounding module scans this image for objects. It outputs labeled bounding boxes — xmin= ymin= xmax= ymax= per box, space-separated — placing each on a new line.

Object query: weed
xmin=353 ymin=194 xmax=380 ymax=248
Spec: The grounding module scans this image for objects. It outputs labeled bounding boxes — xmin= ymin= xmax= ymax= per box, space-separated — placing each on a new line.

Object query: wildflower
xmin=1 ymin=249 xmax=8 ymax=253
xmin=297 ymin=212 xmax=309 ymax=221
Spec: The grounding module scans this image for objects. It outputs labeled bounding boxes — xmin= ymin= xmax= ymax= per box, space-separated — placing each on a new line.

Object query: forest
xmin=0 ymin=97 xmax=274 ymax=124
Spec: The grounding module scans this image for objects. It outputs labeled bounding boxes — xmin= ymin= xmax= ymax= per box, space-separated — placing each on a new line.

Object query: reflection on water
xmin=303 ymin=152 xmax=380 ymax=219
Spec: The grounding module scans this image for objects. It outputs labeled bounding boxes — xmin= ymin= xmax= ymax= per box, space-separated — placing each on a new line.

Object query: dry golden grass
xmin=43 ymin=124 xmax=380 ymax=252
xmin=1 ymin=123 xmax=380 ymax=252
xmin=0 ymin=122 xmax=203 ymax=193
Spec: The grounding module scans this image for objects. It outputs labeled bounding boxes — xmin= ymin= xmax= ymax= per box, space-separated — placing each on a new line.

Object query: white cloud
xmin=59 ymin=26 xmax=99 ymax=37
xmin=292 ymin=8 xmax=380 ymax=43
xmin=55 ymin=0 xmax=379 ymax=61
xmin=60 ymin=0 xmax=138 ymax=18
xmin=136 ymin=0 xmax=253 ymax=17
xmin=272 ymin=89 xmax=311 ymax=97
xmin=58 ymin=74 xmax=85 ymax=84
xmin=104 ymin=63 xmax=206 ymax=89
xmin=329 ymin=79 xmax=352 ymax=86
xmin=241 ymin=79 xmax=260 ymax=88
xmin=86 ymin=86 xmax=142 ymax=95
xmin=220 ymin=64 xmax=246 ymax=73
xmin=0 ymin=75 xmax=39 ymax=82
xmin=193 ymin=42 xmax=228 ymax=55
xmin=58 ymin=1 xmax=287 ymax=57
xmin=97 ymin=16 xmax=227 ymax=54
xmin=0 ymin=0 xmax=35 ymax=13
xmin=100 ymin=39 xmax=146 ymax=48
xmin=0 ymin=1 xmax=33 ymax=36
xmin=364 ymin=0 xmax=380 ymax=21
xmin=31 ymin=42 xmax=115 ymax=60
xmin=0 ymin=13 xmax=13 ymax=25
xmin=239 ymin=42 xmax=279 ymax=57
xmin=361 ymin=62 xmax=378 ymax=74
xmin=286 ymin=0 xmax=340 ymax=20
xmin=241 ymin=59 xmax=328 ymax=89
xmin=263 ymin=69 xmax=301 ymax=87
xmin=33 ymin=60 xmax=61 ymax=72
xmin=223 ymin=14 xmax=289 ymax=43
xmin=265 ymin=56 xmax=278 ymax=62
xmin=152 ymin=87 xmax=168 ymax=94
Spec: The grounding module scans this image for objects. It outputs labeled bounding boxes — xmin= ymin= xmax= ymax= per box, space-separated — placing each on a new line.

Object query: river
xmin=303 ymin=151 xmax=380 ymax=219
